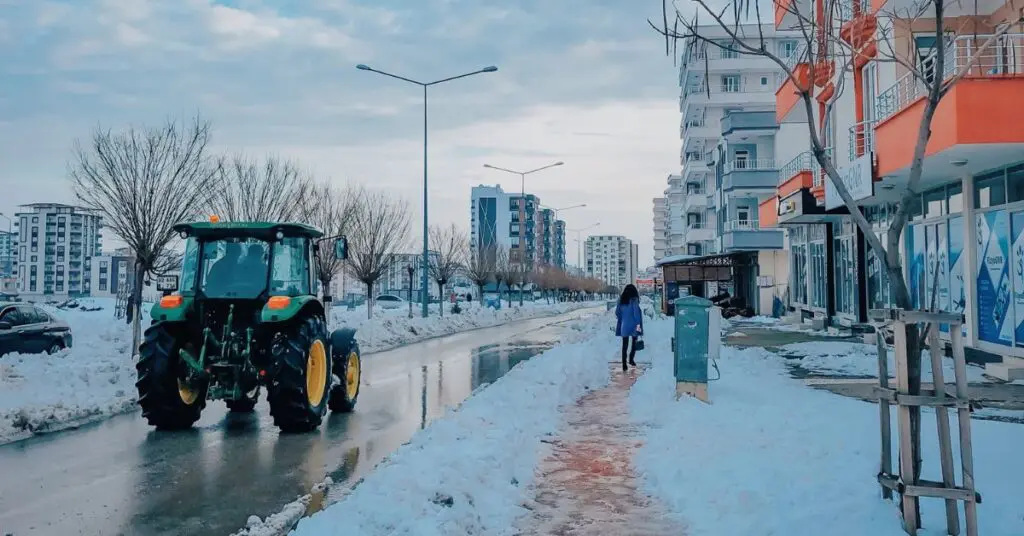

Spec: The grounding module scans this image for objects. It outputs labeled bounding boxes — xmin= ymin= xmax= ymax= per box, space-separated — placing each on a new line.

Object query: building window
xmin=760 ymin=76 xmax=769 ymax=86
xmin=721 ymin=74 xmax=740 ymax=93
xmin=32 ymin=217 xmax=38 ymax=224
xmin=1007 ymin=163 xmax=1024 ymax=203
xmin=975 ymin=170 xmax=1007 ymax=209
xmin=780 ymin=40 xmax=797 ymax=58
xmin=717 ymin=40 xmax=738 ymax=59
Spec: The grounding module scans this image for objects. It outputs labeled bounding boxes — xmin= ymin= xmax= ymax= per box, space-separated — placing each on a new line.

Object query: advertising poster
xmin=1012 ymin=211 xmax=1024 ymax=347
xmin=976 ymin=211 xmax=1012 ymax=346
xmin=909 ymin=225 xmax=926 ymax=309
xmin=925 ymin=225 xmax=937 ymax=309
xmin=948 ymin=216 xmax=965 ymax=335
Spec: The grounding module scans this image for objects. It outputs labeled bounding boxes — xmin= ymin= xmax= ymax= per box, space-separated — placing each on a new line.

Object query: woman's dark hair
xmin=619 ymin=284 xmax=639 ymax=305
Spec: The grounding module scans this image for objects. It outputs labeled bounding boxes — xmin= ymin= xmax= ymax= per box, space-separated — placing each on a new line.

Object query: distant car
xmin=0 ymin=303 xmax=73 ymax=356
xmin=375 ymin=294 xmax=405 ymax=310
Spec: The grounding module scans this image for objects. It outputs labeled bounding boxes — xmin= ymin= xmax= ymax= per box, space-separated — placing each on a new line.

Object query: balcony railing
xmin=724 ymin=158 xmax=777 ymax=174
xmin=778 ymin=42 xmax=808 ymax=90
xmin=836 ymin=0 xmax=871 ymax=22
xmin=848 ymin=119 xmax=877 ymax=160
xmin=778 ymin=148 xmax=832 ymax=185
xmin=724 ymin=219 xmax=761 ymax=232
xmin=875 ymin=33 xmax=1024 ymax=122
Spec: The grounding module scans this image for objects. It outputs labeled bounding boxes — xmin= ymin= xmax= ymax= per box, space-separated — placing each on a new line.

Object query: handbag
xmin=634 ymin=336 xmax=645 ymax=351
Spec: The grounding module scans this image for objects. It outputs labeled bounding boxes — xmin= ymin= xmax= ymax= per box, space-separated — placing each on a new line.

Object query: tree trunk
xmin=130 ymin=260 xmax=145 ymax=360
xmin=437 ymin=282 xmax=444 ymax=317
xmin=519 ymin=284 xmax=524 ymax=306
xmin=366 ymin=282 xmax=374 ymax=319
xmin=506 ymin=285 xmax=512 ymax=308
xmin=477 ymin=283 xmax=484 ymax=306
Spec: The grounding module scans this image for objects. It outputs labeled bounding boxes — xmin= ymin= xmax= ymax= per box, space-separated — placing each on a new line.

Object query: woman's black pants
xmin=621 ymin=336 xmax=637 ymax=366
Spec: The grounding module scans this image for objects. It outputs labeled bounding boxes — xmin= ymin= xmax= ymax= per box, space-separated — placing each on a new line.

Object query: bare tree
xmin=427 ymin=224 xmax=468 ymax=316
xmin=210 ymin=154 xmax=313 ymax=222
xmin=494 ymin=246 xmax=514 ymax=308
xmin=69 ymin=115 xmax=216 ymax=358
xmin=300 ymin=182 xmax=362 ymax=306
xmin=346 ymin=190 xmax=410 ymax=318
xmin=653 ymin=0 xmax=1022 ymax=525
xmin=465 ymin=244 xmax=496 ymax=304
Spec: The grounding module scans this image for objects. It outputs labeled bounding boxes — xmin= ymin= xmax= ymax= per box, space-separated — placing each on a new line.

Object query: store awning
xmin=657 ymin=252 xmax=751 ymax=283
xmin=777 ymin=188 xmax=848 ymax=225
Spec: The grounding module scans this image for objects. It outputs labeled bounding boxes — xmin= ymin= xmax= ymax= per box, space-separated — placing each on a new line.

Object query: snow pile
xmin=289 ymin=313 xmax=615 ymax=536
xmin=0 ymin=303 xmax=139 ymax=444
xmin=727 ymin=315 xmax=780 ymax=325
xmin=780 ymin=340 xmax=987 ymax=382
xmin=332 ymin=301 xmax=594 ymax=353
xmin=0 ymin=299 xmax=597 ymax=445
xmin=629 ymin=320 xmax=1024 ymax=535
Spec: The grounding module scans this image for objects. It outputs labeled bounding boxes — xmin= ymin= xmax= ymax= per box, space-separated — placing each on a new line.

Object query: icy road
xmin=0 ymin=306 xmax=601 ymax=536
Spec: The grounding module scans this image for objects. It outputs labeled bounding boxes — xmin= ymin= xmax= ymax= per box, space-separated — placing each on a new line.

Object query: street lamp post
xmin=569 ymin=222 xmax=601 ymax=276
xmin=482 ymin=162 xmax=564 ymax=275
xmin=357 ymin=63 xmax=498 ymax=318
xmin=541 ymin=203 xmax=585 ymax=269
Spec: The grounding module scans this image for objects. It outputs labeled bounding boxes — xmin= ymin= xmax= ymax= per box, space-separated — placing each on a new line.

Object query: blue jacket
xmin=615 ymin=298 xmax=643 ymax=337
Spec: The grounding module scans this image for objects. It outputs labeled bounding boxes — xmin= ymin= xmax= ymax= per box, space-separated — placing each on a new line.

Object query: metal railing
xmin=848 ymin=119 xmax=877 ymax=161
xmin=777 ymin=148 xmax=832 ymax=185
xmin=875 ymin=33 xmax=1024 ymax=122
xmin=687 ymin=221 xmax=707 ymax=231
xmin=836 ymin=0 xmax=871 ymax=22
xmin=724 ymin=219 xmax=761 ymax=232
xmin=724 ymin=158 xmax=777 ymax=174
xmin=778 ymin=42 xmax=809 ymax=90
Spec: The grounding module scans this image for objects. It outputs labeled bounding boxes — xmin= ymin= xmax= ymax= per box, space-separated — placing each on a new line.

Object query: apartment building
xmin=470 ymin=184 xmax=566 ymax=269
xmin=768 ymin=0 xmax=1024 ymax=378
xmin=0 ymin=230 xmax=13 ymax=278
xmin=658 ymin=24 xmax=795 ymax=314
xmin=585 ymin=235 xmax=638 ymax=289
xmin=653 ymin=197 xmax=668 ymax=262
xmin=13 ymin=203 xmax=103 ymax=300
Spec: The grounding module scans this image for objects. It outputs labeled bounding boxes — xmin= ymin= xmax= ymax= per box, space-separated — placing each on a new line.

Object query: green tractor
xmin=137 ymin=220 xmax=362 ymax=433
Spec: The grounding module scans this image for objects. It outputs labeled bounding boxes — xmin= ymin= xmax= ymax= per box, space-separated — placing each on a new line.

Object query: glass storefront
xmin=789 ymin=226 xmax=808 ymax=306
xmin=809 ymin=224 xmax=828 ymax=309
xmin=864 ymin=204 xmax=898 ymax=310
xmin=906 ymin=181 xmax=965 ymax=334
xmin=833 ymin=218 xmax=858 ymax=318
xmin=974 ymin=163 xmax=1024 ymax=347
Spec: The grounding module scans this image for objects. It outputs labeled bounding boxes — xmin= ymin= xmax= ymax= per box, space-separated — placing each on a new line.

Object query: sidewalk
xmin=516 ymin=362 xmax=685 ymax=536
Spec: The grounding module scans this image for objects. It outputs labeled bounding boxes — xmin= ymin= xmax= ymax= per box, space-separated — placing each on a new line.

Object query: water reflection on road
xmin=0 ymin=307 xmax=596 ymax=536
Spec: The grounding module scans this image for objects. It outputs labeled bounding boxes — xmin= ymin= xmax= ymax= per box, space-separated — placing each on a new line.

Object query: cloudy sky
xmin=0 ymin=0 xmax=681 ymax=266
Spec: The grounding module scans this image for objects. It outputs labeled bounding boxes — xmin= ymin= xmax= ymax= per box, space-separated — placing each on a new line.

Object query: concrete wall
xmin=757 ymin=249 xmax=790 ymax=317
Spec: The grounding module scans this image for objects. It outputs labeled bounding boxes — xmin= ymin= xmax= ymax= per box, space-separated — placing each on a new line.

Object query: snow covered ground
xmin=284 ymin=311 xmax=614 ymax=536
xmin=779 ymin=340 xmax=988 ymax=382
xmin=0 ymin=298 xmax=596 ymax=445
xmin=630 ymin=316 xmax=1024 ymax=536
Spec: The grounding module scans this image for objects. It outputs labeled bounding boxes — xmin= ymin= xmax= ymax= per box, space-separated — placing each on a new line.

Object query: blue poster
xmin=948 ymin=216 xmax=965 ymax=335
xmin=976 ymin=211 xmax=1012 ymax=346
xmin=909 ymin=224 xmax=926 ymax=309
xmin=1012 ymin=211 xmax=1024 ymax=347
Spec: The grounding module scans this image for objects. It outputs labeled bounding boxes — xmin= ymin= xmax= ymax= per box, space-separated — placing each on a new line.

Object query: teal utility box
xmin=672 ymin=296 xmax=721 ymax=394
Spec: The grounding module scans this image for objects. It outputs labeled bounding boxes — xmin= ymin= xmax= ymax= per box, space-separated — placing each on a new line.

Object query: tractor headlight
xmin=275 ymin=230 xmax=285 ymax=240
xmin=179 ymin=231 xmax=188 ymax=239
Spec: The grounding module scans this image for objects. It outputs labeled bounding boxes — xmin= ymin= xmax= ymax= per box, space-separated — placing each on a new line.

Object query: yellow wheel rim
xmin=178 ymin=379 xmax=200 ymax=405
xmin=306 ymin=340 xmax=328 ymax=406
xmin=345 ymin=351 xmax=360 ymax=400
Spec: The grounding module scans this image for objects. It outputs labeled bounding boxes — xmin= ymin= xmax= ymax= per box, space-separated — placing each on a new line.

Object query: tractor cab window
xmin=271 ymin=237 xmax=310 ymax=297
xmin=200 ymin=238 xmax=270 ymax=298
xmin=179 ymin=238 xmax=200 ymax=294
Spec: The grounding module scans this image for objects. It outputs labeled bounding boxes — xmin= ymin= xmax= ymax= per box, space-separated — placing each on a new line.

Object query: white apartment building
xmin=470 ymin=184 xmax=566 ymax=269
xmin=13 ymin=203 xmax=103 ymax=301
xmin=585 ymin=235 xmax=638 ymax=289
xmin=0 ymin=230 xmax=13 ymax=278
xmin=652 ymin=197 xmax=668 ymax=262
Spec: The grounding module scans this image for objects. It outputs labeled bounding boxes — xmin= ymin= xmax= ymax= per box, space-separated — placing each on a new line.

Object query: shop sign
xmin=825 ymin=152 xmax=873 ymax=210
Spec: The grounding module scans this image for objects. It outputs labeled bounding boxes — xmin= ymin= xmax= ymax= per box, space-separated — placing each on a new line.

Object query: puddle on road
xmin=298 ymin=339 xmax=556 ymax=522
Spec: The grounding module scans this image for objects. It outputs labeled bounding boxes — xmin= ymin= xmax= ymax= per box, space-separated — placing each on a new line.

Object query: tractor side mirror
xmin=334 ymin=238 xmax=348 ymax=260
xmin=0 ymin=321 xmax=11 ymax=330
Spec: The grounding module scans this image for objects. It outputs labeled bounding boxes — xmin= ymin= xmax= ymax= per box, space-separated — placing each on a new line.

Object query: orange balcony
xmin=776 ymin=63 xmax=810 ymax=123
xmin=776 ymin=151 xmax=818 ymax=199
xmin=775 ymin=0 xmax=811 ymax=29
xmin=759 ymin=197 xmax=779 ymax=228
xmin=873 ymin=34 xmax=1024 ymax=184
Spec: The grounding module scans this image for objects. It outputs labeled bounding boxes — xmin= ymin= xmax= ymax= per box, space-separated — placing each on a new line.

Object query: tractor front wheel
xmin=136 ymin=323 xmax=207 ymax=430
xmin=267 ymin=315 xmax=331 ymax=433
xmin=328 ymin=341 xmax=361 ymax=413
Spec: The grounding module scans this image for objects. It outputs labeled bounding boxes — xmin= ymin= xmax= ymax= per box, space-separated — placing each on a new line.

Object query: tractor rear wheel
xmin=136 ymin=323 xmax=207 ymax=430
xmin=267 ymin=315 xmax=331 ymax=433
xmin=328 ymin=341 xmax=361 ymax=413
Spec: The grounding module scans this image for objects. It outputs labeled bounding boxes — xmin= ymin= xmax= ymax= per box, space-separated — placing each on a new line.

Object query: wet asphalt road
xmin=0 ymin=307 xmax=601 ymax=536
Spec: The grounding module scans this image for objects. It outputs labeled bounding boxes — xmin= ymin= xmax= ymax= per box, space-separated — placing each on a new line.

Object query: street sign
xmin=156 ymin=275 xmax=179 ymax=292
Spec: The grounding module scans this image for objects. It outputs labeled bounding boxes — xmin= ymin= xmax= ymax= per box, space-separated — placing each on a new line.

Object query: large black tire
xmin=136 ymin=323 xmax=207 ymax=430
xmin=267 ymin=315 xmax=331 ymax=433
xmin=328 ymin=329 xmax=361 ymax=413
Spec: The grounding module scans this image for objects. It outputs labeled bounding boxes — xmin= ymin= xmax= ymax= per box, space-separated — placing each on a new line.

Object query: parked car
xmin=0 ymin=303 xmax=73 ymax=356
xmin=375 ymin=294 xmax=405 ymax=310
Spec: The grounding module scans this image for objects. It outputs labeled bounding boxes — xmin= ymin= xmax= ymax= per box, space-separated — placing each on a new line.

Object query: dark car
xmin=0 ymin=303 xmax=73 ymax=356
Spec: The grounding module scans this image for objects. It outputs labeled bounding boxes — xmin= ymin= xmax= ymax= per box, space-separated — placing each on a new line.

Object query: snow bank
xmin=0 ymin=299 xmax=596 ymax=445
xmin=630 ymin=318 xmax=1024 ymax=535
xmin=780 ymin=340 xmax=987 ymax=382
xmin=289 ymin=312 xmax=614 ymax=536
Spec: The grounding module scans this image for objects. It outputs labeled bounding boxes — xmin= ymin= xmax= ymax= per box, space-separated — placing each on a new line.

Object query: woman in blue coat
xmin=615 ymin=284 xmax=643 ymax=371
